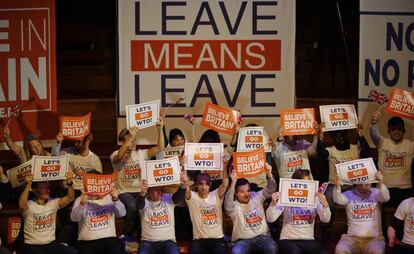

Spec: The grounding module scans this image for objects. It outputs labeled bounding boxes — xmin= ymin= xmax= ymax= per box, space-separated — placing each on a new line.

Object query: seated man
xmin=334 ymin=172 xmax=390 ymax=254
xmin=266 ymin=169 xmax=331 ymax=254
xmin=137 ymin=173 xmax=187 ymax=254
xmin=185 ymin=167 xmax=229 ymax=254
xmin=71 ymin=185 xmax=126 ymax=254
xmin=387 ymin=196 xmax=414 ymax=254
xmin=224 ymin=163 xmax=277 ymax=254
xmin=19 ymin=173 xmax=76 ymax=254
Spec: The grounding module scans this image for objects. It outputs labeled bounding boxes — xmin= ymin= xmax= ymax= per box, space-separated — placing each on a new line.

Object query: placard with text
xmin=279 ymin=178 xmax=318 ymax=208
xmin=59 ymin=112 xmax=91 ymax=141
xmin=237 ymin=127 xmax=270 ymax=152
xmin=143 ymin=156 xmax=181 ymax=187
xmin=319 ymin=104 xmax=358 ymax=132
xmin=281 ymin=108 xmax=315 ymax=136
xmin=83 ymin=172 xmax=117 ymax=197
xmin=201 ymin=102 xmax=238 ymax=136
xmin=126 ymin=100 xmax=160 ymax=129
xmin=185 ymin=143 xmax=223 ymax=171
xmin=7 ymin=159 xmax=32 ymax=188
xmin=156 ymin=146 xmax=184 ymax=160
xmin=32 ymin=155 xmax=69 ymax=182
xmin=384 ymin=88 xmax=413 ymax=119
xmin=336 ymin=158 xmax=377 ymax=184
xmin=233 ymin=146 xmax=266 ymax=178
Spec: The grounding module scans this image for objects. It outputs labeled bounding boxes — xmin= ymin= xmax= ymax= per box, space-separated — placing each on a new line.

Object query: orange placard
xmin=41 ymin=165 xmax=60 ymax=173
xmin=135 ymin=111 xmax=153 ymax=121
xmin=245 ymin=135 xmax=263 ymax=143
xmin=385 ymin=88 xmax=414 ymax=119
xmin=83 ymin=172 xmax=116 ymax=198
xmin=232 ymin=147 xmax=266 ymax=178
xmin=194 ymin=152 xmax=214 ymax=160
xmin=59 ymin=112 xmax=91 ymax=141
xmin=201 ymin=102 xmax=238 ymax=135
xmin=7 ymin=216 xmax=21 ymax=244
xmin=281 ymin=108 xmax=315 ymax=136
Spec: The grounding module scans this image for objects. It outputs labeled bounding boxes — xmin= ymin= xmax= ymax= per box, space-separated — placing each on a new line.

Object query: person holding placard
xmin=3 ymin=122 xmax=52 ymax=163
xmin=224 ymin=163 xmax=277 ymax=254
xmin=334 ymin=171 xmax=390 ymax=254
xmin=370 ymin=110 xmax=414 ymax=207
xmin=272 ymin=123 xmax=319 ymax=179
xmin=266 ymin=169 xmax=331 ymax=254
xmin=185 ymin=166 xmax=229 ymax=254
xmin=19 ymin=172 xmax=76 ymax=254
xmin=317 ymin=123 xmax=371 ymax=213
xmin=111 ymin=118 xmax=164 ymax=241
xmin=71 ymin=182 xmax=126 ymax=254
xmin=136 ymin=173 xmax=188 ymax=254
xmin=387 ymin=197 xmax=414 ymax=253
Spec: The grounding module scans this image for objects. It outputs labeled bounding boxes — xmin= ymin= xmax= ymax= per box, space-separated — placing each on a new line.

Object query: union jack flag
xmin=368 ymin=89 xmax=388 ymax=105
xmin=183 ymin=114 xmax=195 ymax=125
xmin=9 ymin=104 xmax=20 ymax=117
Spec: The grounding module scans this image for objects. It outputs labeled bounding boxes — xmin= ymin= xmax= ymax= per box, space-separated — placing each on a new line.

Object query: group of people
xmin=0 ymin=108 xmax=413 ymax=254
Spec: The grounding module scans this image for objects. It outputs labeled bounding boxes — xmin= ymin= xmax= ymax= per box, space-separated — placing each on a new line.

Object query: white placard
xmin=319 ymin=104 xmax=358 ymax=132
xmin=185 ymin=143 xmax=223 ymax=171
xmin=336 ymin=158 xmax=377 ymax=184
xmin=156 ymin=146 xmax=184 ymax=160
xmin=279 ymin=178 xmax=318 ymax=208
xmin=7 ymin=160 xmax=33 ymax=188
xmin=237 ymin=127 xmax=271 ymax=152
xmin=126 ymin=100 xmax=160 ymax=129
xmin=32 ymin=154 xmax=69 ymax=182
xmin=143 ymin=156 xmax=181 ymax=187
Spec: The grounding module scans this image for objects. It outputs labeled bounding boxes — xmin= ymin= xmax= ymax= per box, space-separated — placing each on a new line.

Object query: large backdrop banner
xmin=0 ymin=0 xmax=57 ymax=148
xmin=359 ymin=0 xmax=414 ymax=143
xmin=117 ymin=0 xmax=296 ymax=143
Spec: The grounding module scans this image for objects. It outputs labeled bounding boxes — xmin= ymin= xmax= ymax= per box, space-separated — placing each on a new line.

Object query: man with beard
xmin=317 ymin=123 xmax=371 ymax=213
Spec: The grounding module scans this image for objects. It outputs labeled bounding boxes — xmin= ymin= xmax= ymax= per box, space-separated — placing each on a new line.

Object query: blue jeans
xmin=138 ymin=240 xmax=180 ymax=254
xmin=119 ymin=192 xmax=140 ymax=236
xmin=232 ymin=235 xmax=277 ymax=254
xmin=279 ymin=240 xmax=327 ymax=254
xmin=189 ymin=238 xmax=227 ymax=254
xmin=22 ymin=241 xmax=77 ymax=254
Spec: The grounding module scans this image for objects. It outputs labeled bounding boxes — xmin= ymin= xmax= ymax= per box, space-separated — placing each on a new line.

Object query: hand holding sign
xmin=25 ymin=174 xmax=33 ymax=187
xmin=140 ymin=180 xmax=149 ymax=195
xmin=110 ymin=189 xmax=119 ymax=201
xmin=65 ymin=170 xmax=73 ymax=186
xmin=80 ymin=194 xmax=89 ymax=206
xmin=271 ymin=192 xmax=280 ymax=206
xmin=315 ymin=192 xmax=329 ymax=208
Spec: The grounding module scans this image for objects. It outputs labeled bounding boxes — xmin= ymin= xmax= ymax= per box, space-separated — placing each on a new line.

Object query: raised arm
xmin=271 ymin=126 xmax=284 ymax=161
xmin=369 ymin=110 xmax=383 ymax=147
xmin=315 ymin=192 xmax=331 ymax=223
xmin=217 ymin=161 xmax=230 ymax=199
xmin=110 ymin=189 xmax=126 ymax=217
xmin=172 ymin=172 xmax=187 ymax=204
xmin=148 ymin=116 xmax=165 ymax=158
xmin=71 ymin=194 xmax=88 ymax=222
xmin=51 ymin=132 xmax=64 ymax=156
xmin=112 ymin=127 xmax=138 ymax=164
xmin=0 ymin=166 xmax=8 ymax=184
xmin=333 ymin=177 xmax=348 ymax=206
xmin=19 ymin=174 xmax=33 ymax=213
xmin=262 ymin=163 xmax=277 ymax=199
xmin=136 ymin=180 xmax=148 ymax=210
xmin=266 ymin=192 xmax=284 ymax=223
xmin=3 ymin=124 xmax=23 ymax=157
xmin=58 ymin=171 xmax=75 ymax=208
xmin=375 ymin=172 xmax=390 ymax=203
xmin=306 ymin=121 xmax=320 ymax=158
xmin=224 ymin=171 xmax=237 ymax=215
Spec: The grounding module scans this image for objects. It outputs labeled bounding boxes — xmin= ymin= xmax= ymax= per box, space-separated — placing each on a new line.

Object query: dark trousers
xmin=279 ymin=239 xmax=327 ymax=254
xmin=189 ymin=238 xmax=227 ymax=254
xmin=392 ymin=243 xmax=414 ymax=254
xmin=138 ymin=240 xmax=180 ymax=254
xmin=384 ymin=188 xmax=413 ymax=207
xmin=22 ymin=241 xmax=77 ymax=254
xmin=77 ymin=237 xmax=122 ymax=254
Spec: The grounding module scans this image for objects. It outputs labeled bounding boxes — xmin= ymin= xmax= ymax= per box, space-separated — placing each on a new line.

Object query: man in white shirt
xmin=136 ymin=173 xmax=187 ymax=254
xmin=387 ymin=197 xmax=414 ymax=253
xmin=185 ymin=167 xmax=229 ymax=254
xmin=334 ymin=172 xmax=390 ymax=254
xmin=71 ymin=187 xmax=126 ymax=254
xmin=19 ymin=173 xmax=76 ymax=254
xmin=224 ymin=163 xmax=277 ymax=254
xmin=370 ymin=110 xmax=414 ymax=207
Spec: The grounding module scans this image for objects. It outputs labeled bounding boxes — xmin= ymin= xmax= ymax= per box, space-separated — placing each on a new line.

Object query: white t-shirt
xmin=140 ymin=194 xmax=177 ymax=242
xmin=225 ymin=191 xmax=269 ymax=242
xmin=71 ymin=195 xmax=126 ymax=241
xmin=377 ymin=138 xmax=414 ymax=189
xmin=186 ymin=189 xmax=224 ymax=240
xmin=326 ymin=144 xmax=359 ymax=183
xmin=266 ymin=199 xmax=331 ymax=240
xmin=394 ymin=197 xmax=414 ymax=245
xmin=110 ymin=149 xmax=148 ymax=194
xmin=23 ymin=198 xmax=60 ymax=245
xmin=69 ymin=151 xmax=103 ymax=191
xmin=333 ymin=185 xmax=390 ymax=237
